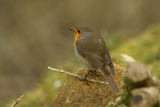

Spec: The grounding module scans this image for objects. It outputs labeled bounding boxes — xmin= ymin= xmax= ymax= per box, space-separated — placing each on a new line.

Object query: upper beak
xmin=68 ymin=28 xmax=74 ymax=31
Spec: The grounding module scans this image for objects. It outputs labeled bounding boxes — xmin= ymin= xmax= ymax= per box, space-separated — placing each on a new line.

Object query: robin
xmin=69 ymin=25 xmax=118 ymax=93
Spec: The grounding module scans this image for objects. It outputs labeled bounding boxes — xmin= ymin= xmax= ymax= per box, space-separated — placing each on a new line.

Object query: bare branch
xmin=48 ymin=67 xmax=108 ymax=85
xmin=10 ymin=95 xmax=24 ymax=107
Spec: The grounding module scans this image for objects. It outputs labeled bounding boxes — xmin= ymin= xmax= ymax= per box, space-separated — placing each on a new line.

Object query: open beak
xmin=68 ymin=28 xmax=74 ymax=31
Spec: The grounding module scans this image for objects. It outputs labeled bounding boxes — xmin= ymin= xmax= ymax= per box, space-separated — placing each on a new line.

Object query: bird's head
xmin=69 ymin=25 xmax=97 ymax=46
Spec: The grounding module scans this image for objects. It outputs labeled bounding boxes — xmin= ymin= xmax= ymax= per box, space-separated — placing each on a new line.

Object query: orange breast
xmin=73 ymin=32 xmax=82 ymax=46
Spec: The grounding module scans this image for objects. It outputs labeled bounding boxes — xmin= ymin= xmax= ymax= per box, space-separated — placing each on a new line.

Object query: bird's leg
xmin=77 ymin=70 xmax=90 ymax=85
xmin=78 ymin=70 xmax=89 ymax=81
xmin=83 ymin=70 xmax=90 ymax=80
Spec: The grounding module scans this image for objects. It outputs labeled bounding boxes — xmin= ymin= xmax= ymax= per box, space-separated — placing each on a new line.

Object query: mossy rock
xmin=53 ymin=63 xmax=126 ymax=107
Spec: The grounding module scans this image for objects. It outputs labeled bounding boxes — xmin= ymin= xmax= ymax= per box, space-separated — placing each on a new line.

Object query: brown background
xmin=0 ymin=0 xmax=160 ymax=106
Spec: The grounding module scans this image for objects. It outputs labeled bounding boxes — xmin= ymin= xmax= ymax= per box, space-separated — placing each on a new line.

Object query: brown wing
xmin=105 ymin=50 xmax=115 ymax=75
xmin=76 ymin=35 xmax=114 ymax=74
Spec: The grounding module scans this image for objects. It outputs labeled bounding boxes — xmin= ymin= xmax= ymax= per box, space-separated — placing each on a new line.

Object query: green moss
xmin=111 ymin=26 xmax=160 ymax=77
xmin=7 ymin=72 xmax=68 ymax=107
xmin=7 ymin=57 xmax=81 ymax=107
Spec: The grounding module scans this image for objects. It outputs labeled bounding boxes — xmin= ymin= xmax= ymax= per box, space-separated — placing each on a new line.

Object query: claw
xmin=77 ymin=74 xmax=89 ymax=85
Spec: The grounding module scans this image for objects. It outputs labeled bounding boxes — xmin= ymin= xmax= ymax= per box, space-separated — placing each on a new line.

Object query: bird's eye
xmin=77 ymin=30 xmax=81 ymax=33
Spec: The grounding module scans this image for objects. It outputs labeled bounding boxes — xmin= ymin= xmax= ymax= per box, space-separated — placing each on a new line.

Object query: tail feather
xmin=109 ymin=65 xmax=115 ymax=75
xmin=100 ymin=67 xmax=119 ymax=93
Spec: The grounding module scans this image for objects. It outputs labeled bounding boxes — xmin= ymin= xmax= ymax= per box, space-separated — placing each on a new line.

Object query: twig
xmin=10 ymin=95 xmax=24 ymax=107
xmin=48 ymin=67 xmax=108 ymax=85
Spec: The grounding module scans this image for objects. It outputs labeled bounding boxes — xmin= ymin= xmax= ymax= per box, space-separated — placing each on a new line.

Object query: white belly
xmin=74 ymin=45 xmax=95 ymax=70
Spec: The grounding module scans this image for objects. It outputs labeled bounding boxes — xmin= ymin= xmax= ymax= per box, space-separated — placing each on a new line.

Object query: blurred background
xmin=0 ymin=0 xmax=160 ymax=106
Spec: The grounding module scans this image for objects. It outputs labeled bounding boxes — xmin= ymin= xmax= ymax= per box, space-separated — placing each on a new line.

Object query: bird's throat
xmin=73 ymin=33 xmax=82 ymax=46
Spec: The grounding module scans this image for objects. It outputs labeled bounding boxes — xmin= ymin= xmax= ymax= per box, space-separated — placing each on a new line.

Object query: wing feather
xmin=75 ymin=35 xmax=115 ymax=74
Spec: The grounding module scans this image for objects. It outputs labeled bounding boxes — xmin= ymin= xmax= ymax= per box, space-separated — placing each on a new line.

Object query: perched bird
xmin=69 ymin=25 xmax=118 ymax=93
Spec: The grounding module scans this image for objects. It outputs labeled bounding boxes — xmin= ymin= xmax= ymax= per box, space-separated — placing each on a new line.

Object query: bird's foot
xmin=77 ymin=74 xmax=89 ymax=85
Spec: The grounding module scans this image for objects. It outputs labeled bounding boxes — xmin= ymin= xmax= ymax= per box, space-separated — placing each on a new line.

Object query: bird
xmin=69 ymin=25 xmax=118 ymax=93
